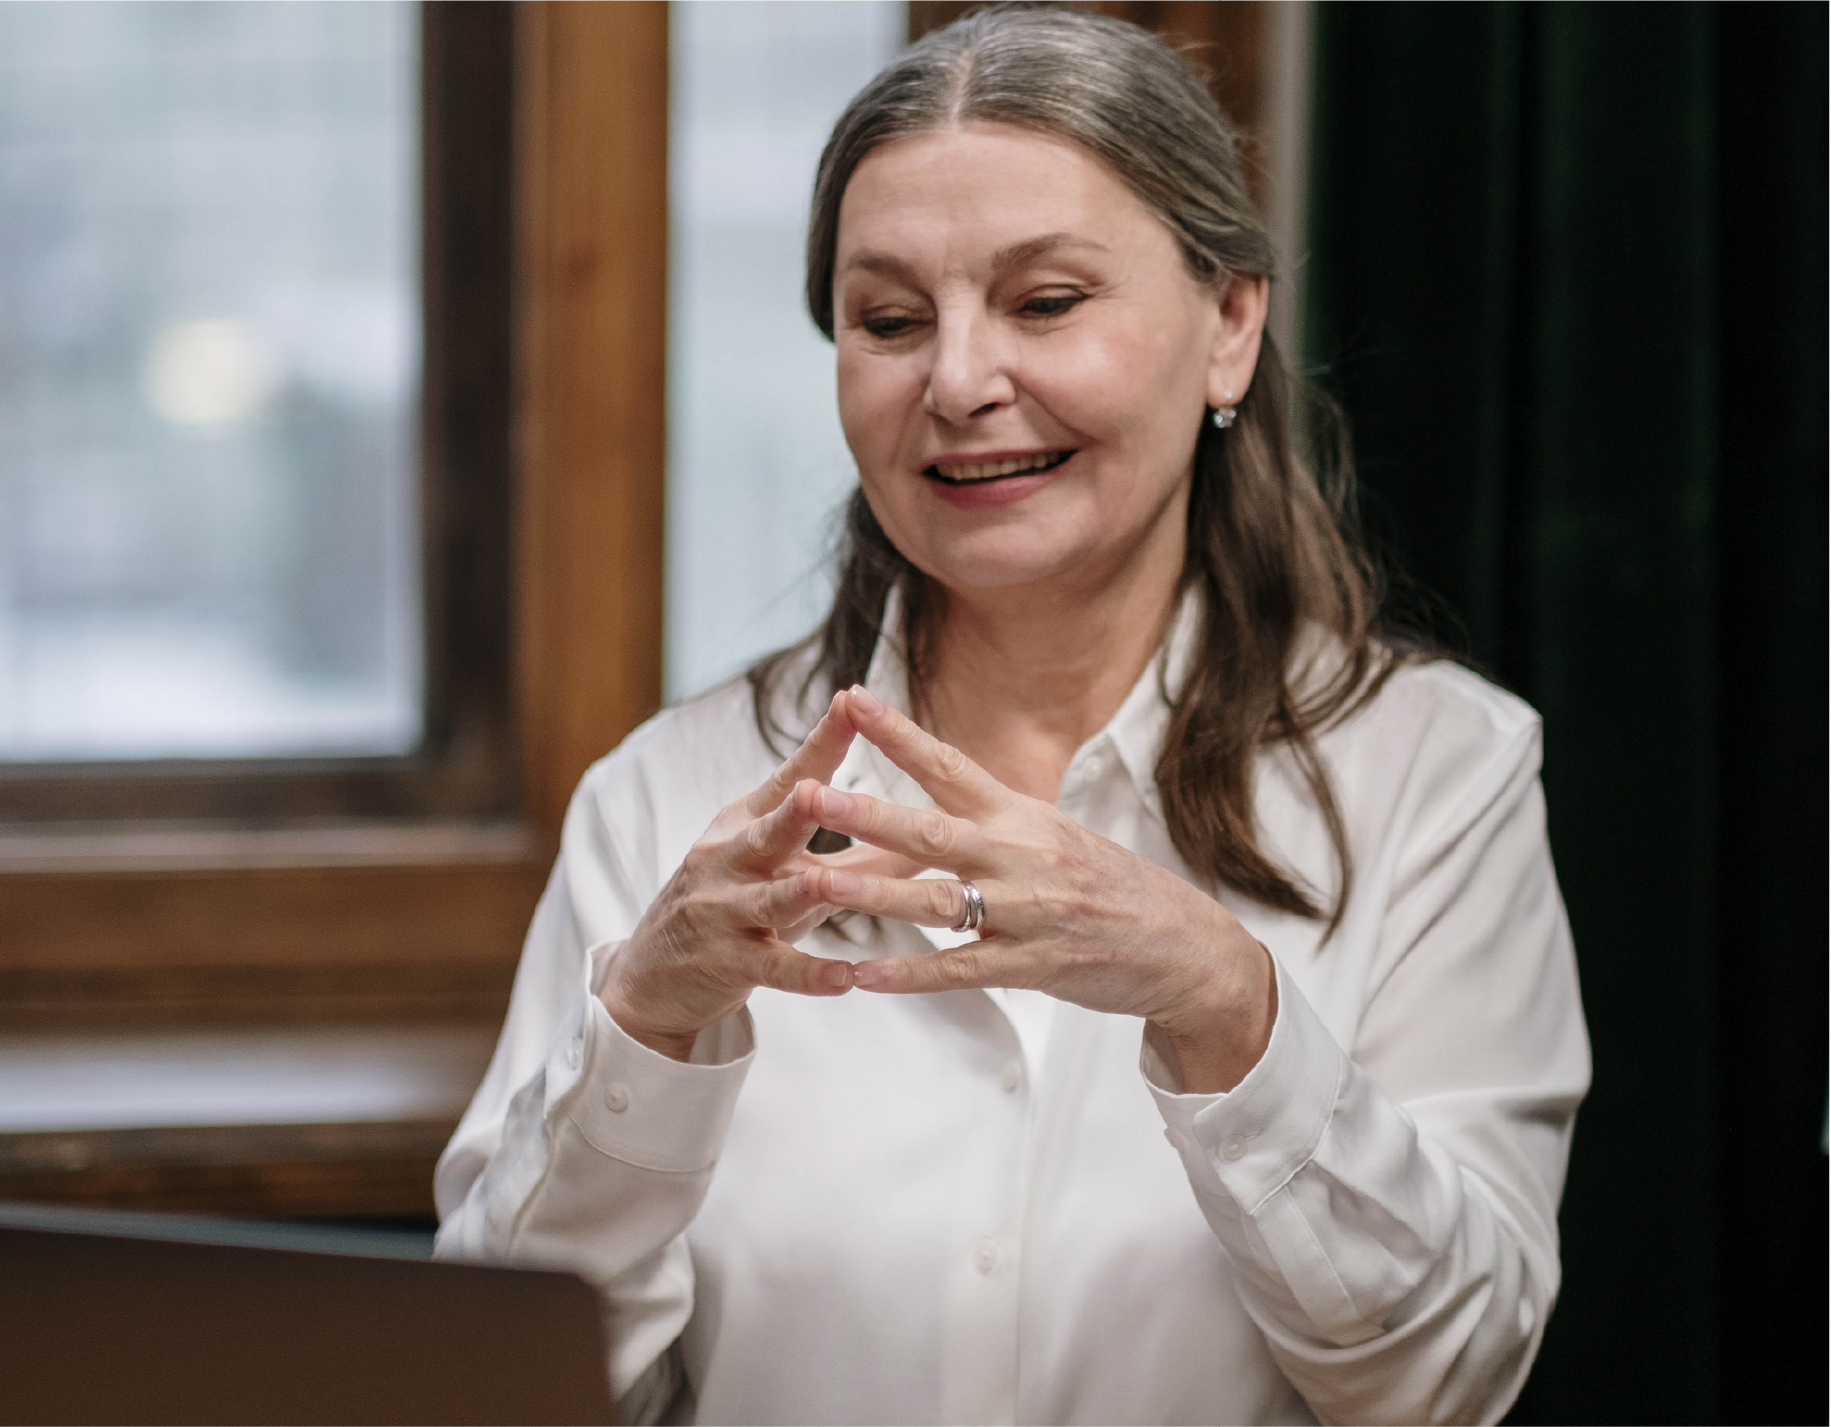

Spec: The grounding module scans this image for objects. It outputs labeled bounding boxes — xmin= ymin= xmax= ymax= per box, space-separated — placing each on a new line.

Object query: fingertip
xmin=852 ymin=959 xmax=888 ymax=991
xmin=848 ymin=684 xmax=883 ymax=717
xmin=817 ymin=957 xmax=854 ymax=994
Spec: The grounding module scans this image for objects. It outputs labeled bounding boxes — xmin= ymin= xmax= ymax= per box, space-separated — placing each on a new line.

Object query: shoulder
xmin=1319 ymin=655 xmax=1544 ymax=843
xmin=1349 ymin=657 xmax=1539 ymax=763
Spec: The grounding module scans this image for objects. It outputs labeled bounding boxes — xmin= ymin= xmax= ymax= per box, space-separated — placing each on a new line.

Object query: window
xmin=0 ymin=1 xmax=538 ymax=1038
xmin=0 ymin=2 xmax=422 ymax=763
xmin=665 ymin=1 xmax=904 ymax=699
xmin=0 ymin=1 xmax=517 ymax=824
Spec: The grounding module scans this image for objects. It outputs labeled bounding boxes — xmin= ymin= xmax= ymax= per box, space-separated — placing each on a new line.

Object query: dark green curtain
xmin=1302 ymin=4 xmax=1827 ymax=1423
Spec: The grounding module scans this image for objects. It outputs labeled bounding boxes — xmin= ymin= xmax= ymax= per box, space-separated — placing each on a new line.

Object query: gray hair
xmin=804 ymin=3 xmax=1277 ymax=337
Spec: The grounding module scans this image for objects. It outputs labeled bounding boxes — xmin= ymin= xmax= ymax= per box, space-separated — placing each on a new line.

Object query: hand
xmin=796 ymin=687 xmax=1277 ymax=1093
xmin=599 ymin=692 xmax=868 ymax=1061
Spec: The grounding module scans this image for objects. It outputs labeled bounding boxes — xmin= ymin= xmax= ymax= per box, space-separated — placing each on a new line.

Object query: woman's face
xmin=832 ymin=121 xmax=1266 ymax=601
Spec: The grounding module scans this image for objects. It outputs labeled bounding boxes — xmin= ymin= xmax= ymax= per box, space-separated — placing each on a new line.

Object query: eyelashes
xmin=862 ymin=315 xmax=917 ymax=339
xmin=1017 ymin=292 xmax=1086 ymax=318
xmin=856 ymin=290 xmax=1089 ymax=341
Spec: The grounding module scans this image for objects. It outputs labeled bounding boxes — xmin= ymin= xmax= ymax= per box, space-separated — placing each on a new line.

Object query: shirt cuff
xmin=1143 ymin=953 xmax=1346 ymax=1212
xmin=541 ymin=939 xmax=757 ymax=1175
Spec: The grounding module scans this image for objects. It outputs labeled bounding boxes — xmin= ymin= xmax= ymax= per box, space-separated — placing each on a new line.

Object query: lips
xmin=924 ymin=449 xmax=1074 ymax=485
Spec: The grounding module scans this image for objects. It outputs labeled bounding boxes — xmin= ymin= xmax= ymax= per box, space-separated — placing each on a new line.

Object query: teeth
xmin=933 ymin=451 xmax=1062 ymax=482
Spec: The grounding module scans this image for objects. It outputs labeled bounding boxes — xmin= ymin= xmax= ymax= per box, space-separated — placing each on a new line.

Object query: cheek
xmin=836 ymin=345 xmax=920 ymax=473
xmin=1029 ymin=311 xmax=1208 ymax=451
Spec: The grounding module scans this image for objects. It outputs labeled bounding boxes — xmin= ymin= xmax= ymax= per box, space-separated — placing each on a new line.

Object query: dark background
xmin=1303 ymin=4 xmax=1827 ymax=1423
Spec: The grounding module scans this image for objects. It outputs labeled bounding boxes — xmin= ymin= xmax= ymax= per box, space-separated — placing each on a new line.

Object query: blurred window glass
xmin=0 ymin=0 xmax=421 ymax=761
xmin=666 ymin=0 xmax=904 ymax=701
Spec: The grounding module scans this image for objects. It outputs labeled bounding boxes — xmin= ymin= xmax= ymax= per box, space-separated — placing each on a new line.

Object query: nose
xmin=923 ymin=303 xmax=1016 ymax=425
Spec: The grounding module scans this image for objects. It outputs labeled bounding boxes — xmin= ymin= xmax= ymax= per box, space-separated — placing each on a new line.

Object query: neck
xmin=917 ymin=527 xmax=1185 ymax=804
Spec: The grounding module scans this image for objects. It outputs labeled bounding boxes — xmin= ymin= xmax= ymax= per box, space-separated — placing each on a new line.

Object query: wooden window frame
xmin=0 ymin=1 xmax=669 ymax=1029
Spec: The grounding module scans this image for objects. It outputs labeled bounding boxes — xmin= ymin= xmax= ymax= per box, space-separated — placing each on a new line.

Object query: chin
xmin=900 ymin=526 xmax=1100 ymax=595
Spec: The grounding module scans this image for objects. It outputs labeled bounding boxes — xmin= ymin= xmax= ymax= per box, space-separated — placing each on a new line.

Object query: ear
xmin=1204 ymin=275 xmax=1269 ymax=411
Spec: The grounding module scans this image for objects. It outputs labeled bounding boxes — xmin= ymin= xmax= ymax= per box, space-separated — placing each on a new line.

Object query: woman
xmin=435 ymin=9 xmax=1589 ymax=1424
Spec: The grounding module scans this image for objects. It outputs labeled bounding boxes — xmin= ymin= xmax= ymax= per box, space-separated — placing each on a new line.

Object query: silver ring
xmin=951 ymin=880 xmax=986 ymax=935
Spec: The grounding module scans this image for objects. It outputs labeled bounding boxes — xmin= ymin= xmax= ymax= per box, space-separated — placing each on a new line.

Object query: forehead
xmin=835 ymin=120 xmax=1168 ymax=270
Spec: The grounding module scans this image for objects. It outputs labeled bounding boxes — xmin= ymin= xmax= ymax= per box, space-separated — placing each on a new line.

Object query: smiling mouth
xmin=924 ymin=450 xmax=1074 ymax=485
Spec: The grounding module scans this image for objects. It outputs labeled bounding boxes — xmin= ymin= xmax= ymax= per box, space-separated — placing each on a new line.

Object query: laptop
xmin=0 ymin=1203 xmax=615 ymax=1425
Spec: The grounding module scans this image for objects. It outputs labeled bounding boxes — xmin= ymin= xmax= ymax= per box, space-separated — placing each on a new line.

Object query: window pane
xmin=666 ymin=1 xmax=904 ymax=701
xmin=0 ymin=0 xmax=421 ymax=761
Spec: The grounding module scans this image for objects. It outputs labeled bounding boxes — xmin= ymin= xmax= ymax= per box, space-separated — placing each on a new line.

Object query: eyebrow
xmin=839 ymin=232 xmax=1110 ymax=283
xmin=989 ymin=232 xmax=1109 ymax=270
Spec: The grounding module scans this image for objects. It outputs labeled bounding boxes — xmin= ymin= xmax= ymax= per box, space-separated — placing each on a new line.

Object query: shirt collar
xmin=1104 ymin=585 xmax=1201 ymax=818
xmin=830 ymin=582 xmax=1200 ymax=820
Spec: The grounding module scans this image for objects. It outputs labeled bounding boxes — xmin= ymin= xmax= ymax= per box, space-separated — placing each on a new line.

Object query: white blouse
xmin=434 ymin=602 xmax=1590 ymax=1426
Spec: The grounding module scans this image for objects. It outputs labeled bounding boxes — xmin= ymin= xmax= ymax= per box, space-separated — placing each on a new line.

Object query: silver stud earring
xmin=1211 ymin=405 xmax=1237 ymax=430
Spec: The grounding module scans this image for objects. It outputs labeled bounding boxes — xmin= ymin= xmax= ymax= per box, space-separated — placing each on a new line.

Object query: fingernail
xmin=819 ymin=959 xmax=853 ymax=991
xmin=852 ymin=960 xmax=886 ymax=990
xmin=824 ymin=868 xmax=860 ymax=897
xmin=850 ymin=685 xmax=883 ymax=715
xmin=816 ymin=785 xmax=847 ymax=815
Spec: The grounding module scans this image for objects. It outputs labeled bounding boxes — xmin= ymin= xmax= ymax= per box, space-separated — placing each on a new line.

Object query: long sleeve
xmin=1147 ymin=721 xmax=1590 ymax=1425
xmin=433 ymin=777 xmax=754 ymax=1419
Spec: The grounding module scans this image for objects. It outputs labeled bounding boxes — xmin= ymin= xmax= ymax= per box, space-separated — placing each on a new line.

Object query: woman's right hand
xmin=597 ymin=692 xmax=863 ymax=1061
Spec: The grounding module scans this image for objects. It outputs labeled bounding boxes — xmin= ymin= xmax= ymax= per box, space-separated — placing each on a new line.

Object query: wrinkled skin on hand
xmin=602 ymin=687 xmax=1274 ymax=1092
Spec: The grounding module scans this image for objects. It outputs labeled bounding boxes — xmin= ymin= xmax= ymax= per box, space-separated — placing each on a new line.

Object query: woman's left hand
xmin=794 ymin=686 xmax=1277 ymax=1093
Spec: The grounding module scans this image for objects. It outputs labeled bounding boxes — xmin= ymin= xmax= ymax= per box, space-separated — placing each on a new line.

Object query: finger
xmin=842 ymin=685 xmax=1008 ymax=817
xmin=750 ymin=940 xmax=855 ymax=997
xmin=743 ymin=692 xmax=858 ymax=817
xmin=743 ymin=866 xmax=828 ymax=930
xmin=737 ymin=785 xmax=824 ymax=869
xmin=807 ymin=867 xmax=989 ymax=930
xmin=809 ymin=841 xmax=928 ymax=880
xmin=851 ymin=944 xmax=1015 ymax=994
xmin=797 ymin=782 xmax=987 ymax=873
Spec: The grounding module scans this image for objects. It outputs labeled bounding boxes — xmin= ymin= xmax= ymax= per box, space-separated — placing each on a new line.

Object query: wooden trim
xmin=0 ymin=821 xmax=536 ymax=875
xmin=0 ymin=860 xmax=546 ymax=1026
xmin=515 ymin=0 xmax=670 ymax=839
xmin=0 ymin=1121 xmax=454 ymax=1218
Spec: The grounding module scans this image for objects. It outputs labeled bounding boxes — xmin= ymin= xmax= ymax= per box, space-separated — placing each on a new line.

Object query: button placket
xmin=939 ymin=1009 xmax=1030 ymax=1426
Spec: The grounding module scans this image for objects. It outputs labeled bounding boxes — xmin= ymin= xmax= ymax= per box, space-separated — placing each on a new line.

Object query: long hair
xmin=751 ymin=4 xmax=1411 ymax=928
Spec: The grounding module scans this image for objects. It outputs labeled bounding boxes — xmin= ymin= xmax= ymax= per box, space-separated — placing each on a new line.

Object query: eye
xmin=862 ymin=314 xmax=920 ymax=339
xmin=1017 ymin=290 xmax=1087 ymax=320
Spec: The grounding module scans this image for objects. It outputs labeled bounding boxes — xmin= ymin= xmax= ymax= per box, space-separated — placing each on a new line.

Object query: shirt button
xmin=973 ymin=1238 xmax=999 ymax=1275
xmin=604 ymin=1083 xmax=631 ymax=1113
xmin=1000 ymin=1060 xmax=1023 ymax=1093
xmin=565 ymin=1040 xmax=582 ymax=1070
xmin=1220 ymin=1134 xmax=1250 ymax=1162
xmin=1164 ymin=1126 xmax=1188 ymax=1152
